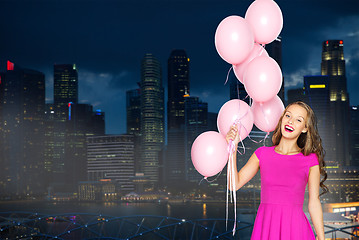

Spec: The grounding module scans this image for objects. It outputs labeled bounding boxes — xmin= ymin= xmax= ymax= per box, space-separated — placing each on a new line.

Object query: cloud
xmin=78 ymin=70 xmax=132 ymax=134
xmin=284 ymin=67 xmax=319 ymax=88
xmin=347 ymin=31 xmax=359 ymax=38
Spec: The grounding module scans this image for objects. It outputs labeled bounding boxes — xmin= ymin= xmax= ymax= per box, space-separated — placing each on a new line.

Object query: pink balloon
xmin=251 ymin=95 xmax=285 ymax=132
xmin=245 ymin=0 xmax=283 ymax=44
xmin=233 ymin=43 xmax=268 ymax=84
xmin=215 ymin=15 xmax=254 ymax=65
xmin=243 ymin=56 xmax=282 ymax=103
xmin=191 ymin=131 xmax=229 ymax=177
xmin=217 ymin=99 xmax=254 ymax=141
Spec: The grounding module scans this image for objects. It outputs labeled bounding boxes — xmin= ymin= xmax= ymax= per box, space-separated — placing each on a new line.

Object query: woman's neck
xmin=275 ymin=138 xmax=301 ymax=155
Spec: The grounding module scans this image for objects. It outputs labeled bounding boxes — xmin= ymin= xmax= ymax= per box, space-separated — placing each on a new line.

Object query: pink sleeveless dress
xmin=251 ymin=146 xmax=319 ymax=240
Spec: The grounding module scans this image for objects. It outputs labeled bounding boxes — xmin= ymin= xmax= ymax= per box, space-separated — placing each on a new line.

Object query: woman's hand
xmin=226 ymin=124 xmax=241 ymax=146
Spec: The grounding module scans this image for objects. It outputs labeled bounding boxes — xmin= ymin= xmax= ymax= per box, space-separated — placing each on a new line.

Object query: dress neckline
xmin=272 ymin=146 xmax=302 ymax=156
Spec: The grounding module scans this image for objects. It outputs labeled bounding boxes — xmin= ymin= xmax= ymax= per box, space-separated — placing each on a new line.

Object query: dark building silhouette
xmin=126 ymin=88 xmax=141 ymax=136
xmin=0 ymin=61 xmax=46 ymax=197
xmin=167 ymin=50 xmax=190 ymax=130
xmin=287 ymin=88 xmax=306 ymax=104
xmin=46 ymin=64 xmax=105 ymax=193
xmin=229 ymin=77 xmax=248 ymax=103
xmin=166 ymin=50 xmax=190 ymax=185
xmin=321 ymin=40 xmax=350 ymax=166
xmin=126 ymin=88 xmax=141 ymax=173
xmin=140 ymin=54 xmax=164 ymax=185
xmin=304 ymin=76 xmax=335 ymax=166
xmin=184 ymin=96 xmax=208 ymax=183
xmin=351 ymin=106 xmax=359 ymax=166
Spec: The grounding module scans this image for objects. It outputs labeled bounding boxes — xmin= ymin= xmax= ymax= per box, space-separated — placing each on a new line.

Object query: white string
xmin=224 ymin=66 xmax=233 ymax=86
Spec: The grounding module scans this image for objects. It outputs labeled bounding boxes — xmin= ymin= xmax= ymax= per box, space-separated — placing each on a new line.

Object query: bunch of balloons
xmin=191 ymin=0 xmax=285 ymax=178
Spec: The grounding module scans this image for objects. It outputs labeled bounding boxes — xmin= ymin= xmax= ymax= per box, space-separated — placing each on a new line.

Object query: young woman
xmin=226 ymin=101 xmax=328 ymax=240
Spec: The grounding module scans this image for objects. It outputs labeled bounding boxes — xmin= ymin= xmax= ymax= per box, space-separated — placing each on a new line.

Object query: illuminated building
xmin=45 ymin=64 xmax=105 ymax=193
xmin=167 ymin=49 xmax=190 ymax=130
xmin=0 ymin=61 xmax=46 ymax=196
xmin=87 ymin=135 xmax=135 ymax=193
xmin=166 ymin=50 xmax=190 ymax=185
xmin=140 ymin=54 xmax=164 ymax=185
xmin=321 ymin=40 xmax=350 ymax=166
xmin=323 ymin=167 xmax=359 ymax=203
xmin=78 ymin=180 xmax=117 ymax=201
xmin=304 ymin=76 xmax=336 ymax=166
xmin=54 ymin=64 xmax=78 ymax=105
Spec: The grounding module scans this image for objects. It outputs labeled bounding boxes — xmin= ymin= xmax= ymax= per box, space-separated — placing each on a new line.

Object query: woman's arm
xmin=308 ymin=165 xmax=325 ymax=240
xmin=226 ymin=125 xmax=260 ymax=191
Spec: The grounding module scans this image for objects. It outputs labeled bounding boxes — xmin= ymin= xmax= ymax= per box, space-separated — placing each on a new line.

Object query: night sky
xmin=1 ymin=0 xmax=358 ymax=134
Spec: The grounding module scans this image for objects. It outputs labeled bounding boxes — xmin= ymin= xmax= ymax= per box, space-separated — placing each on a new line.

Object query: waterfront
xmin=0 ymin=200 xmax=256 ymax=221
xmin=0 ymin=200 xmax=255 ymax=239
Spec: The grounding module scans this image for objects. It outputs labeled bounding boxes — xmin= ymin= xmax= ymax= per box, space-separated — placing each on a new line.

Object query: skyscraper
xmin=167 ymin=50 xmax=190 ymax=130
xmin=304 ymin=76 xmax=336 ymax=166
xmin=46 ymin=64 xmax=105 ymax=193
xmin=321 ymin=40 xmax=350 ymax=166
xmin=54 ymin=64 xmax=78 ymax=105
xmin=126 ymin=88 xmax=141 ymax=136
xmin=0 ymin=61 xmax=46 ymax=196
xmin=126 ymin=88 xmax=141 ymax=172
xmin=166 ymin=50 xmax=190 ymax=185
xmin=140 ymin=54 xmax=164 ymax=185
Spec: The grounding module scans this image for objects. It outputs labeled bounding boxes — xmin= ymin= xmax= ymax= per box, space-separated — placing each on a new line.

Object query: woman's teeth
xmin=285 ymin=125 xmax=294 ymax=132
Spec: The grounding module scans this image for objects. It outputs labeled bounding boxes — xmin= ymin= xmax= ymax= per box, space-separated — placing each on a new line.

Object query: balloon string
xmin=247 ymin=132 xmax=269 ymax=146
xmin=224 ymin=66 xmax=233 ymax=85
xmin=199 ymin=168 xmax=224 ymax=185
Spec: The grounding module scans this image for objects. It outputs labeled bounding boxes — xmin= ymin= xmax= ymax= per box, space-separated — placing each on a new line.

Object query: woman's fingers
xmin=226 ymin=126 xmax=238 ymax=143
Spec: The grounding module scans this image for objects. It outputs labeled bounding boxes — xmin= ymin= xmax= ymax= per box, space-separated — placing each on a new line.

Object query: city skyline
xmin=0 ymin=0 xmax=359 ymax=134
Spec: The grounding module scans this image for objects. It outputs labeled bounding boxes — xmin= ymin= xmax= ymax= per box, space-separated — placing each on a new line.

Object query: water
xmin=0 ymin=200 xmax=255 ymax=239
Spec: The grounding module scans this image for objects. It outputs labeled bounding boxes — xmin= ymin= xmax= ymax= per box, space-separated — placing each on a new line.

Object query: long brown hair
xmin=272 ymin=101 xmax=329 ymax=196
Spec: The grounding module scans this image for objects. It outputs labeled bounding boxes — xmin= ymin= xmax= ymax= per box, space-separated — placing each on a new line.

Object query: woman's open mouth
xmin=284 ymin=125 xmax=294 ymax=133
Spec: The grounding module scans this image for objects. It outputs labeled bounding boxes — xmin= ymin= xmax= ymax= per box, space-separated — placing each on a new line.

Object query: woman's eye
xmin=297 ymin=119 xmax=302 ymax=122
xmin=285 ymin=114 xmax=290 ymax=118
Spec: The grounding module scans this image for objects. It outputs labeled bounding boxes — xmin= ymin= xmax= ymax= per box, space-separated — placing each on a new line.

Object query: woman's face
xmin=280 ymin=104 xmax=308 ymax=140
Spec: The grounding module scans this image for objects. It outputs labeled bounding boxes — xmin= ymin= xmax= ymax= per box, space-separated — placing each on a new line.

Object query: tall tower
xmin=126 ymin=88 xmax=141 ymax=173
xmin=321 ymin=40 xmax=350 ymax=166
xmin=46 ymin=64 xmax=104 ymax=193
xmin=167 ymin=50 xmax=190 ymax=129
xmin=126 ymin=88 xmax=141 ymax=136
xmin=304 ymin=76 xmax=336 ymax=166
xmin=165 ymin=50 xmax=190 ymax=185
xmin=140 ymin=54 xmax=164 ymax=184
xmin=0 ymin=61 xmax=46 ymax=196
xmin=54 ymin=64 xmax=78 ymax=105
